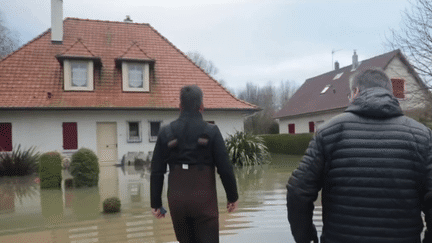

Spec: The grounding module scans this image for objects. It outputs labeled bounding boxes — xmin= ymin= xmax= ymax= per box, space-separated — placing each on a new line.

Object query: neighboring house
xmin=0 ymin=1 xmax=257 ymax=166
xmin=274 ymin=49 xmax=431 ymax=134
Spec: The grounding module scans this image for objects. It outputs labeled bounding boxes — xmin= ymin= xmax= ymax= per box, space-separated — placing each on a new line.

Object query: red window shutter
xmin=309 ymin=122 xmax=315 ymax=133
xmin=0 ymin=123 xmax=12 ymax=152
xmin=391 ymin=79 xmax=405 ymax=99
xmin=63 ymin=122 xmax=78 ymax=150
xmin=288 ymin=124 xmax=295 ymax=134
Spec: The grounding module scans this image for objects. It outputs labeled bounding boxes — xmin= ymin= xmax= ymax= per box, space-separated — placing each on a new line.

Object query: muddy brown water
xmin=0 ymin=154 xmax=317 ymax=243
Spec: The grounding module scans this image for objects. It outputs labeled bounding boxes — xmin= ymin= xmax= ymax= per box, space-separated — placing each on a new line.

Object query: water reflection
xmin=0 ymin=176 xmax=39 ymax=213
xmin=0 ymin=154 xmax=302 ymax=243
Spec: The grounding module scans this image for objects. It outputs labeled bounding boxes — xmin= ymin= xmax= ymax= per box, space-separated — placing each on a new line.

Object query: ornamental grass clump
xmin=0 ymin=145 xmax=40 ymax=177
xmin=225 ymin=131 xmax=271 ymax=166
xmin=39 ymin=152 xmax=62 ymax=189
xmin=70 ymin=148 xmax=100 ymax=188
xmin=103 ymin=197 xmax=121 ymax=213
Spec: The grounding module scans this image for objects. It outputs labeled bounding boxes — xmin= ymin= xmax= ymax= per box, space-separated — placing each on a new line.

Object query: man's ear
xmin=199 ymin=103 xmax=204 ymax=113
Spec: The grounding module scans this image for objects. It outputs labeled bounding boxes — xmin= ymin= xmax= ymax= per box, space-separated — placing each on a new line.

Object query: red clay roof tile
xmin=0 ymin=18 xmax=257 ymax=111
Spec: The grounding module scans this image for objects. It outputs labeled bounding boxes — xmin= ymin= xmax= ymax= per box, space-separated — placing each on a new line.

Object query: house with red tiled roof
xmin=274 ymin=50 xmax=431 ymax=134
xmin=0 ymin=1 xmax=257 ymax=165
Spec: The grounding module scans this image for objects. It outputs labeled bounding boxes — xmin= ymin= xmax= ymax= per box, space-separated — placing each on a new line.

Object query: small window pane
xmin=321 ymin=84 xmax=331 ymax=94
xmin=71 ymin=62 xmax=88 ymax=87
xmin=128 ymin=64 xmax=143 ymax=88
xmin=129 ymin=122 xmax=139 ymax=138
xmin=150 ymin=122 xmax=161 ymax=137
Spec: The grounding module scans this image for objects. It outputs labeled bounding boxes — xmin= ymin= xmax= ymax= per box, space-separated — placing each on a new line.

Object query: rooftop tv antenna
xmin=332 ymin=49 xmax=342 ymax=69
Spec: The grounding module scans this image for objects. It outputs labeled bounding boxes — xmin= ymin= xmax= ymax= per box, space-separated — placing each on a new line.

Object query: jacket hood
xmin=345 ymin=87 xmax=403 ymax=118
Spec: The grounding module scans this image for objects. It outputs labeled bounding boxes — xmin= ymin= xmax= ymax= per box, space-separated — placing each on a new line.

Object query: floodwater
xmin=0 ymin=154 xmax=320 ymax=243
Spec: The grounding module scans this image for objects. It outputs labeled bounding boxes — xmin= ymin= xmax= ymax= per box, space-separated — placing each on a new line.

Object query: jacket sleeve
xmin=423 ymin=128 xmax=432 ymax=243
xmin=286 ymin=132 xmax=325 ymax=243
xmin=150 ymin=126 xmax=168 ymax=209
xmin=212 ymin=125 xmax=239 ymax=203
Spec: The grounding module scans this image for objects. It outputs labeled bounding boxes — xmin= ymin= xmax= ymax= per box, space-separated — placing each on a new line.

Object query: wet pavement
xmin=0 ymin=154 xmax=306 ymax=243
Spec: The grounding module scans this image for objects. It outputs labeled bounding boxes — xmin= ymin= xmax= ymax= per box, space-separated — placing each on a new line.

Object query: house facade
xmin=0 ymin=1 xmax=257 ymax=166
xmin=274 ymin=50 xmax=431 ymax=134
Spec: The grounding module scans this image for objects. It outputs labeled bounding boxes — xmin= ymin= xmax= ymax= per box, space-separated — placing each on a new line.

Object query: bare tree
xmin=238 ymin=80 xmax=298 ymax=134
xmin=186 ymin=51 xmax=219 ymax=77
xmin=386 ymin=0 xmax=432 ymax=117
xmin=0 ymin=13 xmax=19 ymax=59
xmin=276 ymin=79 xmax=298 ymax=111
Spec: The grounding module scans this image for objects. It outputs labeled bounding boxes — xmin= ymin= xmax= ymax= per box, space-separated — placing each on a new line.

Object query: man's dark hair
xmin=349 ymin=68 xmax=393 ymax=92
xmin=180 ymin=85 xmax=203 ymax=111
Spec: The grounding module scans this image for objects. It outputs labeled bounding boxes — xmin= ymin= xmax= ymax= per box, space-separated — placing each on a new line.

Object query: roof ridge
xmin=0 ymin=28 xmax=50 ymax=63
xmin=305 ymin=49 xmax=400 ymax=82
xmin=64 ymin=17 xmax=150 ymax=27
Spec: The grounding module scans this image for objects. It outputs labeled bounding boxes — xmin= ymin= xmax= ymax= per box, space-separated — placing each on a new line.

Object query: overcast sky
xmin=2 ymin=0 xmax=411 ymax=92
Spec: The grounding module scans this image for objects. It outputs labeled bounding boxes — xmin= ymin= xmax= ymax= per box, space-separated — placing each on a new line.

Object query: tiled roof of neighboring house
xmin=0 ymin=18 xmax=257 ymax=111
xmin=274 ymin=49 xmax=424 ymax=119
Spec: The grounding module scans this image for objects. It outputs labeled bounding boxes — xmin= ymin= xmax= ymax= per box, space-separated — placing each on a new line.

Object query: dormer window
xmin=122 ymin=62 xmax=150 ymax=92
xmin=64 ymin=60 xmax=94 ymax=91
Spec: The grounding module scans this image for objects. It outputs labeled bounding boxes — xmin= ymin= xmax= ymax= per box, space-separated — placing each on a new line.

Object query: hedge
xmin=70 ymin=148 xmax=99 ymax=188
xmin=39 ymin=152 xmax=62 ymax=189
xmin=260 ymin=133 xmax=314 ymax=155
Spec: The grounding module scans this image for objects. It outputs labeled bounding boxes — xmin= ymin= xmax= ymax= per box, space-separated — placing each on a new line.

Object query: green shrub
xmin=39 ymin=152 xmax=62 ymax=189
xmin=0 ymin=145 xmax=40 ymax=177
xmin=70 ymin=148 xmax=99 ymax=188
xmin=103 ymin=197 xmax=121 ymax=213
xmin=225 ymin=131 xmax=271 ymax=166
xmin=261 ymin=133 xmax=314 ymax=155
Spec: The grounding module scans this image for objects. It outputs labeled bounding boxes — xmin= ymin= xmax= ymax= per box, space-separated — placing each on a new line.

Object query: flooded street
xmin=0 ymin=154 xmax=312 ymax=243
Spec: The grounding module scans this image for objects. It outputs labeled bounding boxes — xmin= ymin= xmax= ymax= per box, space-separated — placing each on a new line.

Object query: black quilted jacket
xmin=287 ymin=87 xmax=432 ymax=243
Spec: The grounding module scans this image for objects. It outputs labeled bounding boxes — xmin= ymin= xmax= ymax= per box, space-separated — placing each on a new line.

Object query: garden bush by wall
xmin=261 ymin=133 xmax=314 ymax=155
xmin=39 ymin=152 xmax=62 ymax=189
xmin=70 ymin=148 xmax=99 ymax=188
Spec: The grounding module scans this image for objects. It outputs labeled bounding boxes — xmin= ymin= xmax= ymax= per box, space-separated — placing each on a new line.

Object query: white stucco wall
xmin=0 ymin=109 xmax=245 ymax=164
xmin=385 ymin=57 xmax=427 ymax=111
xmin=278 ymin=109 xmax=345 ymax=134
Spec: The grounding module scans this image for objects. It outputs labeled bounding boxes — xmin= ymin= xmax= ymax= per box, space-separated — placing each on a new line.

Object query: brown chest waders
xmin=166 ymin=124 xmax=219 ymax=243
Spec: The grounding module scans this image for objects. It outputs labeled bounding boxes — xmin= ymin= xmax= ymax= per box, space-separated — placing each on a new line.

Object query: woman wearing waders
xmin=150 ymin=85 xmax=239 ymax=243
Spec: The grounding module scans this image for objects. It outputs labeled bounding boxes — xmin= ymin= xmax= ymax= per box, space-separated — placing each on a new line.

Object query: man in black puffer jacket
xmin=287 ymin=68 xmax=432 ymax=243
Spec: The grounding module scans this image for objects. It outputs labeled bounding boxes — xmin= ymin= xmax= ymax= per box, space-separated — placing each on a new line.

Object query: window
xmin=64 ymin=60 xmax=94 ymax=91
xmin=122 ymin=62 xmax=150 ymax=92
xmin=0 ymin=123 xmax=12 ymax=152
xmin=309 ymin=121 xmax=315 ymax=133
xmin=127 ymin=121 xmax=142 ymax=143
xmin=149 ymin=121 xmax=161 ymax=142
xmin=321 ymin=84 xmax=331 ymax=94
xmin=288 ymin=123 xmax=295 ymax=134
xmin=391 ymin=78 xmax=405 ymax=99
xmin=63 ymin=122 xmax=78 ymax=150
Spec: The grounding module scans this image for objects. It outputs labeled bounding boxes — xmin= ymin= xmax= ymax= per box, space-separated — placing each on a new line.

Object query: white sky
xmin=2 ymin=0 xmax=411 ymax=92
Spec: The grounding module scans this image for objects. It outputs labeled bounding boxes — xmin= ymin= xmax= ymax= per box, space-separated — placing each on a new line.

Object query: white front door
xmin=96 ymin=122 xmax=118 ymax=166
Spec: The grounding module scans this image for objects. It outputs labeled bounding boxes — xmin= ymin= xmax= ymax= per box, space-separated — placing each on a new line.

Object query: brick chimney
xmin=51 ymin=0 xmax=63 ymax=44
xmin=335 ymin=61 xmax=340 ymax=70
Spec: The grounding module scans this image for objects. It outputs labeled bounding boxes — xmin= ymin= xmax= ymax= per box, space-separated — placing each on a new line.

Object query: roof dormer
xmin=115 ymin=42 xmax=155 ymax=92
xmin=56 ymin=39 xmax=101 ymax=91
